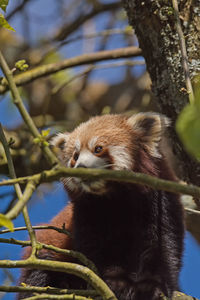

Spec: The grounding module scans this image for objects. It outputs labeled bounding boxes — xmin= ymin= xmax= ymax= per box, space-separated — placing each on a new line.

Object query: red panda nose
xmin=76 ymin=163 xmax=87 ymax=168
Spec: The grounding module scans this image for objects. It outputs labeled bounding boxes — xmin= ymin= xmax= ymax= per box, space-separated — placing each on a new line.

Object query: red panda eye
xmin=73 ymin=152 xmax=79 ymax=161
xmin=94 ymin=145 xmax=103 ymax=154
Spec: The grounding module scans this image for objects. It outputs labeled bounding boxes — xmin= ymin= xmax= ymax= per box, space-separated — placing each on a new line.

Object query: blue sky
xmin=0 ymin=1 xmax=200 ymax=299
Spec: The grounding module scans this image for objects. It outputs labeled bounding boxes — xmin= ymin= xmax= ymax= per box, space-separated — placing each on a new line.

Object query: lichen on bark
xmin=123 ymin=0 xmax=200 ymax=185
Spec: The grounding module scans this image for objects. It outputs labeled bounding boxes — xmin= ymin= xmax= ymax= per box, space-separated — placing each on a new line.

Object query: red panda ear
xmin=127 ymin=113 xmax=170 ymax=158
xmin=50 ymin=133 xmax=69 ymax=151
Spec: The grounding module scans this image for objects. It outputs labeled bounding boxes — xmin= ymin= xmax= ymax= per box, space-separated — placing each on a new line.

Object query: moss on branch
xmin=1 ymin=166 xmax=200 ymax=200
xmin=0 ymin=237 xmax=98 ymax=274
xmin=0 ymin=258 xmax=117 ymax=300
xmin=0 ymin=285 xmax=97 ymax=297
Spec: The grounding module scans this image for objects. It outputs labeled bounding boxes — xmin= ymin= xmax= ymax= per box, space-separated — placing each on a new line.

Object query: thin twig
xmin=52 ymin=60 xmax=144 ymax=95
xmin=0 ymin=124 xmax=37 ymax=256
xmin=0 ymin=225 xmax=71 ymax=236
xmin=6 ymin=0 xmax=30 ymax=20
xmin=185 ymin=207 xmax=200 ymax=216
xmin=0 ymin=238 xmax=98 ymax=274
xmin=0 ymin=285 xmax=97 ymax=297
xmin=172 ymin=0 xmax=195 ymax=103
xmin=60 ymin=28 xmax=134 ymax=47
xmin=23 ymin=294 xmax=90 ymax=300
xmin=41 ymin=28 xmax=134 ymax=64
xmin=0 ymin=51 xmax=58 ymax=166
xmin=52 ymin=2 xmax=122 ymax=41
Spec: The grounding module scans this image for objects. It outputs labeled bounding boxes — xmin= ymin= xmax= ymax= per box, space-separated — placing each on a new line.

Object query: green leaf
xmin=0 ymin=0 xmax=9 ymax=12
xmin=0 ymin=214 xmax=14 ymax=231
xmin=15 ymin=60 xmax=29 ymax=71
xmin=176 ymin=82 xmax=200 ymax=161
xmin=33 ymin=137 xmax=41 ymax=144
xmin=41 ymin=129 xmax=50 ymax=137
xmin=43 ymin=141 xmax=49 ymax=147
xmin=0 ymin=13 xmax=15 ymax=31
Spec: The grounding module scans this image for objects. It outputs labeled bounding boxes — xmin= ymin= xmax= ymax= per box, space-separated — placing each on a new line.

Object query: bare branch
xmin=52 ymin=2 xmax=122 ymax=41
xmin=0 ymin=225 xmax=71 ymax=236
xmin=172 ymin=0 xmax=194 ymax=103
xmin=0 ymin=285 xmax=97 ymax=297
xmin=52 ymin=60 xmax=145 ymax=95
xmin=1 ymin=166 xmax=200 ymax=199
xmin=0 ymin=238 xmax=97 ymax=273
xmin=0 ymin=258 xmax=117 ymax=300
xmin=0 ymin=47 xmax=141 ymax=94
xmin=41 ymin=28 xmax=135 ymax=64
xmin=0 ymin=123 xmax=37 ymax=255
xmin=22 ymin=294 xmax=91 ymax=300
xmin=6 ymin=0 xmax=30 ymax=21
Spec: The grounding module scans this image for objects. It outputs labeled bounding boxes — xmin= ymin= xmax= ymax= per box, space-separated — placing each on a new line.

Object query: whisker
xmin=98 ymin=163 xmax=116 ymax=169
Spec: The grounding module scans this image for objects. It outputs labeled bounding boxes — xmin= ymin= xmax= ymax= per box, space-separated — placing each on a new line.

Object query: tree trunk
xmin=123 ymin=0 xmax=200 ymax=185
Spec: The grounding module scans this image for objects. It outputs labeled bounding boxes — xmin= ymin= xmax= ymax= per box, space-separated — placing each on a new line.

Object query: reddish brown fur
xmin=58 ymin=115 xmax=138 ymax=166
xmin=22 ymin=203 xmax=74 ymax=262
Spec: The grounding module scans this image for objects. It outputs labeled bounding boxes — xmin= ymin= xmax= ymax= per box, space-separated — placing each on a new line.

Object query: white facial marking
xmin=88 ymin=136 xmax=99 ymax=150
xmin=75 ymin=139 xmax=81 ymax=152
xmin=67 ymin=158 xmax=72 ymax=167
xmin=63 ymin=148 xmax=108 ymax=194
xmin=108 ymin=145 xmax=132 ymax=170
xmin=75 ymin=149 xmax=106 ymax=169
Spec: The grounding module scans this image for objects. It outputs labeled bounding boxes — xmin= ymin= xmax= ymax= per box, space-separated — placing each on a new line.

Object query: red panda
xmin=18 ymin=113 xmax=184 ymax=300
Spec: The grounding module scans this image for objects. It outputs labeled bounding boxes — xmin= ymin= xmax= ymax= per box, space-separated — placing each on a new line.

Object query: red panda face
xmin=51 ymin=113 xmax=169 ymax=195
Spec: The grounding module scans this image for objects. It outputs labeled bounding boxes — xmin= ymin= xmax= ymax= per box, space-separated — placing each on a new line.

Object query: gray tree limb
xmin=123 ymin=0 xmax=200 ymax=185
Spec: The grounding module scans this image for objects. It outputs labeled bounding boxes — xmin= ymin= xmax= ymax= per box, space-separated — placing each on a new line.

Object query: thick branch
xmin=0 ymin=287 xmax=195 ymax=300
xmin=0 ymin=47 xmax=141 ymax=94
xmin=0 ymin=237 xmax=98 ymax=274
xmin=0 ymin=167 xmax=200 ymax=199
xmin=5 ymin=180 xmax=37 ymax=220
xmin=0 ymin=258 xmax=117 ymax=300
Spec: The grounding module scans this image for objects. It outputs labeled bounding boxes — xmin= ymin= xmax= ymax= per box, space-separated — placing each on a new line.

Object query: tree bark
xmin=123 ymin=0 xmax=200 ymax=185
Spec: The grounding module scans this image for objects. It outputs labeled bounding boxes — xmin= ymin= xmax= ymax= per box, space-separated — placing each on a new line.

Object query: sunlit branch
xmin=0 ymin=47 xmax=141 ymax=94
xmin=172 ymin=0 xmax=194 ymax=103
xmin=0 ymin=285 xmax=97 ymax=297
xmin=0 ymin=237 xmax=97 ymax=273
xmin=0 ymin=166 xmax=200 ymax=199
xmin=0 ymin=123 xmax=37 ymax=255
xmin=0 ymin=225 xmax=71 ymax=236
xmin=0 ymin=258 xmax=117 ymax=300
